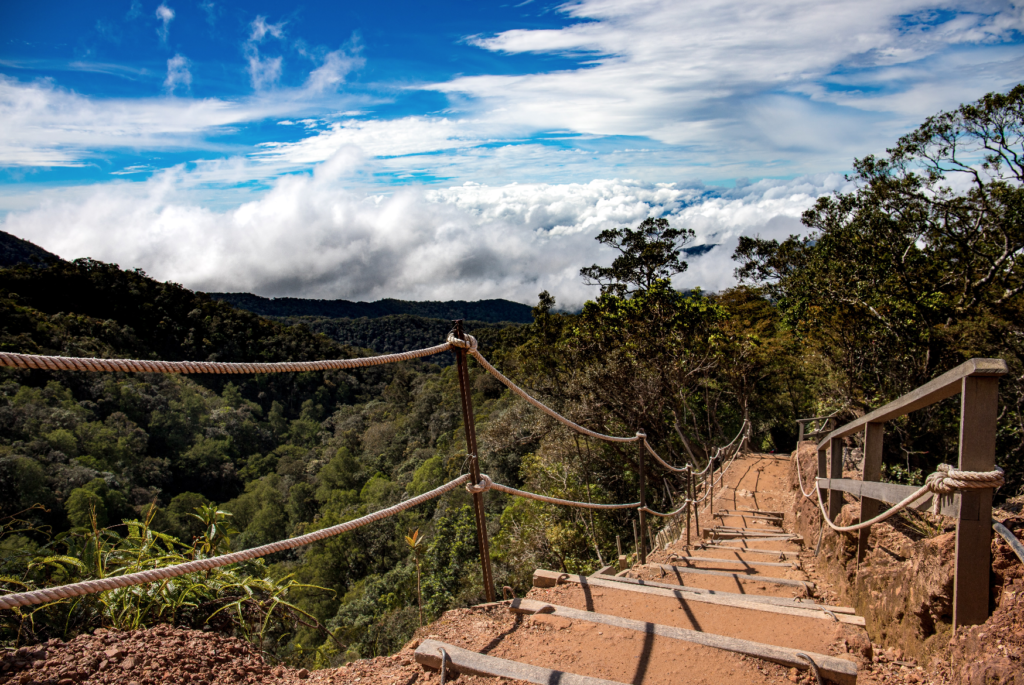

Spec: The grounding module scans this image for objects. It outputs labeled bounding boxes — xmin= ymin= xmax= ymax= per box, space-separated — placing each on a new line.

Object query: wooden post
xmin=632 ymin=520 xmax=640 ymax=562
xmin=828 ymin=437 xmax=844 ymax=522
xmin=452 ymin=320 xmax=495 ymax=603
xmin=637 ymin=432 xmax=648 ymax=565
xmin=857 ymin=422 xmax=883 ymax=563
xmin=616 ymin=535 xmax=623 ymax=557
xmin=953 ymin=375 xmax=999 ymax=629
xmin=798 ymin=420 xmax=805 ymax=443
xmin=817 ymin=447 xmax=828 ymax=519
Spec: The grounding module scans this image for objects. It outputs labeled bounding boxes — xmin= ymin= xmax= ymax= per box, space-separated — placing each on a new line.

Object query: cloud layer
xmin=2 ymin=154 xmax=851 ymax=306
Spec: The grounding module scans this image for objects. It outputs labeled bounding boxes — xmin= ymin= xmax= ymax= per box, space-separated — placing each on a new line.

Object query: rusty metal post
xmin=452 ymin=320 xmax=495 ymax=602
xmin=685 ymin=468 xmax=691 ymax=547
xmin=691 ymin=467 xmax=700 ymax=538
xmin=709 ymin=457 xmax=714 ymax=519
xmin=637 ymin=431 xmax=647 ymax=565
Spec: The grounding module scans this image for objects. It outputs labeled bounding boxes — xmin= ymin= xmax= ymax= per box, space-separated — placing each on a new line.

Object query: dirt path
xmin=411 ymin=453 xmax=873 ymax=685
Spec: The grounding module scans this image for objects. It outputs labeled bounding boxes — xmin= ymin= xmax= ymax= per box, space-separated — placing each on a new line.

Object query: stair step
xmin=647 ymin=563 xmax=814 ymax=590
xmin=668 ymin=554 xmax=797 ymax=569
xmin=415 ymin=639 xmax=626 ymax=685
xmin=717 ymin=508 xmax=784 ymax=516
xmin=708 ymin=531 xmax=803 ymax=541
xmin=594 ymin=574 xmax=855 ymax=613
xmin=714 ymin=512 xmax=784 ymax=522
xmin=711 ymin=525 xmax=786 ymax=533
xmin=694 ymin=543 xmax=795 ymax=558
xmin=533 ymin=570 xmax=864 ymax=625
xmin=510 ymin=599 xmax=858 ymax=685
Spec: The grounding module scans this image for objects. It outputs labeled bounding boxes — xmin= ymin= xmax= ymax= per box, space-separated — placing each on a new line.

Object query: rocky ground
xmin=0 ymin=620 xmax=529 ymax=685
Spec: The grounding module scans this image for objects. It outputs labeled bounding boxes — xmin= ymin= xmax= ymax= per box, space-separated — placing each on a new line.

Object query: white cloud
xmin=304 ymin=49 xmax=363 ymax=93
xmin=0 ymin=153 xmax=847 ymax=305
xmin=200 ymin=1 xmax=218 ymax=26
xmin=435 ymin=0 xmax=1024 ymax=162
xmin=246 ymin=53 xmax=282 ymax=91
xmin=254 ymin=117 xmax=493 ymax=163
xmin=164 ymin=54 xmax=192 ymax=94
xmin=0 ymin=75 xmax=376 ymax=168
xmin=249 ymin=16 xmax=286 ymax=43
xmin=156 ymin=4 xmax=175 ymax=44
xmin=244 ymin=16 xmax=288 ymax=91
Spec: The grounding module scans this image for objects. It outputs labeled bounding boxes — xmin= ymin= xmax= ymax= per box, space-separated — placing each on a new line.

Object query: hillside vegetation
xmin=0 ymin=85 xmax=1021 ymax=672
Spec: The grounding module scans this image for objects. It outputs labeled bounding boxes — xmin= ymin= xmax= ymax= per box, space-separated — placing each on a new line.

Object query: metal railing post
xmin=637 ymin=431 xmax=647 ymax=565
xmin=452 ymin=320 xmax=495 ymax=603
xmin=685 ymin=467 xmax=691 ymax=547
xmin=690 ymin=467 xmax=700 ymax=538
xmin=709 ymin=456 xmax=714 ymax=519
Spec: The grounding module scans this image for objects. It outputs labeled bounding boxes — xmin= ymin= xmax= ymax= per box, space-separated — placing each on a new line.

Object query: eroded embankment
xmin=789 ymin=443 xmax=1024 ymax=683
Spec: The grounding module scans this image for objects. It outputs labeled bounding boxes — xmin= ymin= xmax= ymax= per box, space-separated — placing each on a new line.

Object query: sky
xmin=1 ymin=0 xmax=1022 ymax=306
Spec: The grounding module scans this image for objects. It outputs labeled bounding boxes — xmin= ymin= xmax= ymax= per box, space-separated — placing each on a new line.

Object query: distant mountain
xmin=209 ymin=292 xmax=535 ymax=324
xmin=0 ymin=230 xmax=62 ymax=268
xmin=682 ymin=244 xmax=718 ymax=257
xmin=277 ymin=314 xmax=512 ymax=361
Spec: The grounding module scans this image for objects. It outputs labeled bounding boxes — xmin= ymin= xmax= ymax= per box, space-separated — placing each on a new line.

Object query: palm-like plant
xmin=404 ymin=529 xmax=425 ymax=626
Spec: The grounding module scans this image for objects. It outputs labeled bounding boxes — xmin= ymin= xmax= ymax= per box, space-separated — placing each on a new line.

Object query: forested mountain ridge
xmin=0 ymin=257 xmax=534 ymax=663
xmin=273 ymin=314 xmax=513 ymax=360
xmin=0 ymin=230 xmax=62 ymax=269
xmin=209 ymin=292 xmax=534 ymax=324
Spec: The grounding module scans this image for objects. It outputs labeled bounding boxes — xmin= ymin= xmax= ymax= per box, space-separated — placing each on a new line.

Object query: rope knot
xmin=446 ymin=333 xmax=478 ymax=351
xmin=925 ymin=463 xmax=1005 ymax=514
xmin=466 ymin=473 xmax=492 ymax=494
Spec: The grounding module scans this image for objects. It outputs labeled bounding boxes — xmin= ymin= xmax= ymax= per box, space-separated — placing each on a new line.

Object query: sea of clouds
xmin=1 ymin=150 xmax=856 ymax=308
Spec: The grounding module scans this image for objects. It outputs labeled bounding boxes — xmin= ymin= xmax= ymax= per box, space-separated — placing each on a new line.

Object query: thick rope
xmin=642 ymin=501 xmax=692 ymax=518
xmin=466 ymin=474 xmax=641 ymax=510
xmin=645 ymin=420 xmax=748 ymax=475
xmin=0 ymin=475 xmax=470 ymax=611
xmin=0 ymin=343 xmax=454 ymax=375
xmin=449 ymin=334 xmax=640 ymax=444
xmin=806 ymin=462 xmax=1004 ymax=533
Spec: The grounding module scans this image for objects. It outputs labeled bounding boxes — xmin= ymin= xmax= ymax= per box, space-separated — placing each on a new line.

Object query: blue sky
xmin=1 ymin=1 xmax=1023 ymax=304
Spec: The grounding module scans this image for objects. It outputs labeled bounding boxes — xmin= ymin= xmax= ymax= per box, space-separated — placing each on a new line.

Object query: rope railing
xmin=466 ymin=475 xmax=641 ymax=510
xmin=449 ymin=334 xmax=641 ymax=445
xmin=0 ymin=333 xmax=754 ymax=611
xmin=795 ymin=451 xmax=1005 ymax=533
xmin=0 ymin=343 xmax=455 ymax=375
xmin=0 ymin=474 xmax=472 ymax=611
